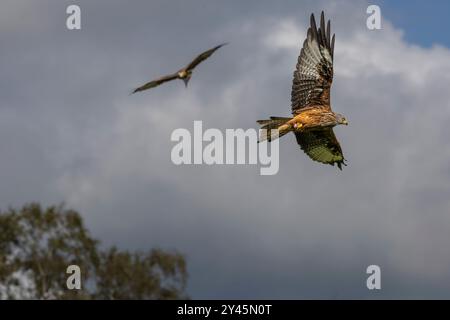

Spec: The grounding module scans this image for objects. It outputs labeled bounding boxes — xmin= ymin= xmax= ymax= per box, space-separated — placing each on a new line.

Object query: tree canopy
xmin=0 ymin=203 xmax=187 ymax=299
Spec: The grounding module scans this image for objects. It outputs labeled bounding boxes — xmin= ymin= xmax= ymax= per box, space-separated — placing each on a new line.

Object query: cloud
xmin=1 ymin=0 xmax=450 ymax=298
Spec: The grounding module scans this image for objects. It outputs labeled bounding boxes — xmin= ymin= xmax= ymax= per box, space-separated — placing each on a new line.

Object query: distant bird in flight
xmin=131 ymin=43 xmax=227 ymax=94
xmin=257 ymin=12 xmax=348 ymax=169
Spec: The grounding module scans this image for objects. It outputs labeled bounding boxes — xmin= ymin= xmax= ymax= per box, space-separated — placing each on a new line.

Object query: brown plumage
xmin=131 ymin=43 xmax=227 ymax=94
xmin=257 ymin=11 xmax=348 ymax=170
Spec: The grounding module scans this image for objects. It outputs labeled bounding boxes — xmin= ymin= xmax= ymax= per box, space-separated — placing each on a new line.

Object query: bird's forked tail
xmin=257 ymin=117 xmax=292 ymax=142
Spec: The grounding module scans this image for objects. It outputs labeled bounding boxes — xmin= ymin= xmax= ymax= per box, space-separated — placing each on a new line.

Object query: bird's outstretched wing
xmin=185 ymin=43 xmax=228 ymax=71
xmin=291 ymin=11 xmax=334 ymax=114
xmin=295 ymin=129 xmax=346 ymax=169
xmin=131 ymin=73 xmax=179 ymax=94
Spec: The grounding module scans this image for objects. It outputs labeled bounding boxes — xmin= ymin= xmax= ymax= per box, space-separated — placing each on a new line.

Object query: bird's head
xmin=335 ymin=114 xmax=348 ymax=126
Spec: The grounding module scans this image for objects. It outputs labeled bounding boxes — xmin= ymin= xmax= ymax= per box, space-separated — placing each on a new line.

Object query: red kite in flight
xmin=257 ymin=12 xmax=348 ymax=169
xmin=132 ymin=43 xmax=227 ymax=94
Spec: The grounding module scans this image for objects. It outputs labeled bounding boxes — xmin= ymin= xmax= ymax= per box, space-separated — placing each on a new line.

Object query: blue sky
xmin=382 ymin=0 xmax=450 ymax=48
